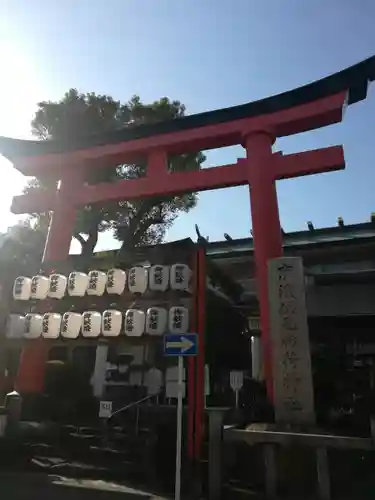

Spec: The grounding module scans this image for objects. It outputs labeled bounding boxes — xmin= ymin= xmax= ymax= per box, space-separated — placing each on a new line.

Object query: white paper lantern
xmin=124 ymin=309 xmax=145 ymax=336
xmin=144 ymin=367 xmax=163 ymax=396
xmin=24 ymin=313 xmax=43 ymax=339
xmin=13 ymin=276 xmax=32 ymax=301
xmin=30 ymin=275 xmax=49 ymax=300
xmin=146 ymin=307 xmax=168 ymax=336
xmin=67 ymin=272 xmax=89 ymax=297
xmin=102 ymin=309 xmax=123 ymax=337
xmin=106 ymin=268 xmax=126 ymax=295
xmin=48 ymin=274 xmax=67 ymax=299
xmin=81 ymin=311 xmax=102 ymax=338
xmin=149 ymin=265 xmax=169 ymax=292
xmin=6 ymin=314 xmax=25 ymax=339
xmin=168 ymin=306 xmax=189 ymax=334
xmin=128 ymin=266 xmax=148 ymax=294
xmin=61 ymin=312 xmax=82 ymax=339
xmin=87 ymin=270 xmax=107 ymax=296
xmin=170 ymin=264 xmax=191 ymax=291
xmin=42 ymin=313 xmax=62 ymax=339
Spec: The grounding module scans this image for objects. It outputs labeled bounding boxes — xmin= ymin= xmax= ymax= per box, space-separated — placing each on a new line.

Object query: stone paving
xmin=0 ymin=472 xmax=169 ymax=500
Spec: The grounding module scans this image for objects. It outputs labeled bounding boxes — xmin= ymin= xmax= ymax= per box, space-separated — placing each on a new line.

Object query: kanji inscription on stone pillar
xmin=268 ymin=257 xmax=315 ymax=425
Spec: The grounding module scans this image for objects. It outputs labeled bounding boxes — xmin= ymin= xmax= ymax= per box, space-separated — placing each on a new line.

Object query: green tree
xmin=0 ymin=221 xmax=46 ymax=285
xmin=26 ymin=89 xmax=204 ymax=260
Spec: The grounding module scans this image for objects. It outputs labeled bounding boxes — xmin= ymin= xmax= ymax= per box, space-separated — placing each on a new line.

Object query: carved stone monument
xmin=268 ymin=257 xmax=315 ymax=425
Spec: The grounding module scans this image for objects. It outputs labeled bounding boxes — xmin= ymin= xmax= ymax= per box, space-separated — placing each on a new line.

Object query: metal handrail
xmin=108 ymin=393 xmax=158 ymax=422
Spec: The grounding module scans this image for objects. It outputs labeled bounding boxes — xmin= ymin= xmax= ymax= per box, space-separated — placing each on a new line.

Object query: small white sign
xmin=230 ymin=371 xmax=244 ymax=392
xmin=99 ymin=400 xmax=112 ymax=419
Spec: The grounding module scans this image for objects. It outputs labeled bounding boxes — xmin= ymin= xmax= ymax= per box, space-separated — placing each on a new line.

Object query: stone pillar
xmin=92 ymin=344 xmax=108 ymax=398
xmin=268 ymin=256 xmax=315 ymax=425
xmin=207 ymin=407 xmax=228 ymax=500
xmin=251 ymin=336 xmax=263 ymax=381
xmin=4 ymin=390 xmax=22 ymax=434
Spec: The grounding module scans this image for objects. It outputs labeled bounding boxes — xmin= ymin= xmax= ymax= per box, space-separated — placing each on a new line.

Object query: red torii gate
xmin=1 ymin=56 xmax=374 ymax=458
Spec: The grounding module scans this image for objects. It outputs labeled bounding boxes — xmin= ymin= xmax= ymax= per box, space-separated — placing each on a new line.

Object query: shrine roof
xmin=80 ymin=221 xmax=375 ymax=263
xmin=0 ymin=55 xmax=374 ymax=164
xmin=207 ymin=221 xmax=375 ymax=258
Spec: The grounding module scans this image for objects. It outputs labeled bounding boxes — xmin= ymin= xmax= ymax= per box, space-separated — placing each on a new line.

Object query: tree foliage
xmin=26 ymin=89 xmax=204 ymax=260
xmin=0 ymin=221 xmax=46 ymax=294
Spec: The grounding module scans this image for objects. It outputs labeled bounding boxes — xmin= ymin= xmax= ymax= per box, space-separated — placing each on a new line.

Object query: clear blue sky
xmin=0 ymin=0 xmax=374 ymax=250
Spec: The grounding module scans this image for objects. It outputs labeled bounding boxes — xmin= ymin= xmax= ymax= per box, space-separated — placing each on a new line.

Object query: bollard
xmin=370 ymin=416 xmax=375 ymax=442
xmin=0 ymin=406 xmax=6 ymax=437
xmin=263 ymin=444 xmax=277 ymax=498
xmin=4 ymin=390 xmax=22 ymax=435
xmin=316 ymin=447 xmax=331 ymax=500
xmin=207 ymin=407 xmax=228 ymax=500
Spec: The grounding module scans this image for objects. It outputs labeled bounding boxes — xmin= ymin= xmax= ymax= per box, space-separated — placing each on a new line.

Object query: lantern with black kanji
xmin=30 ymin=275 xmax=49 ymax=300
xmin=146 ymin=307 xmax=168 ymax=335
xmin=168 ymin=306 xmax=189 ymax=334
xmin=106 ymin=268 xmax=127 ymax=295
xmin=102 ymin=309 xmax=122 ymax=337
xmin=124 ymin=309 xmax=145 ymax=336
xmin=13 ymin=276 xmax=32 ymax=301
xmin=48 ymin=274 xmax=67 ymax=299
xmin=81 ymin=311 xmax=102 ymax=337
xmin=42 ymin=313 xmax=62 ymax=339
xmin=170 ymin=264 xmax=191 ymax=291
xmin=67 ymin=272 xmax=89 ymax=297
xmin=128 ymin=266 xmax=148 ymax=294
xmin=149 ymin=265 xmax=169 ymax=292
xmin=61 ymin=312 xmax=82 ymax=338
xmin=87 ymin=270 xmax=107 ymax=296
xmin=24 ymin=313 xmax=43 ymax=339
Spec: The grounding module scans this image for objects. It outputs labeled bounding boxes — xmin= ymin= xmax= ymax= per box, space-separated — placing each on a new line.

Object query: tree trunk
xmin=81 ymin=228 xmax=99 ymax=257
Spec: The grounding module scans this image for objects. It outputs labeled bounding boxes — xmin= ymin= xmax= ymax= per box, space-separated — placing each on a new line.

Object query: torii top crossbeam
xmin=0 ymin=56 xmax=374 ymax=407
xmin=0 ymin=55 xmax=374 ymax=177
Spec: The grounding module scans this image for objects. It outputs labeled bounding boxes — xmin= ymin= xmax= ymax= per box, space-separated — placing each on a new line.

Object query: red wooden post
xmin=194 ymin=246 xmax=206 ymax=460
xmin=42 ymin=171 xmax=81 ymax=262
xmin=16 ymin=168 xmax=84 ymax=394
xmin=187 ymin=250 xmax=198 ymax=460
xmin=244 ymin=131 xmax=283 ymax=400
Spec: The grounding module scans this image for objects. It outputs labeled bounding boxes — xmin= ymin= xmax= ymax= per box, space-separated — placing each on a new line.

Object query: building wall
xmin=215 ymin=256 xmax=375 ymax=317
xmin=306 ymin=283 xmax=375 ymax=316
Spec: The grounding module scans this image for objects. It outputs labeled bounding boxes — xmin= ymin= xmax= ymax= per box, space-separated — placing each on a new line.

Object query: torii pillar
xmin=244 ymin=131 xmax=282 ymax=399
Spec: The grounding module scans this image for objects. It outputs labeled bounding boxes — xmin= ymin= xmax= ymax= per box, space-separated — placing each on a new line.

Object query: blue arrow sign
xmin=164 ymin=333 xmax=198 ymax=357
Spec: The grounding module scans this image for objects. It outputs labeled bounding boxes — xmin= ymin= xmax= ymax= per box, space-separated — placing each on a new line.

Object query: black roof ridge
xmin=0 ymin=55 xmax=374 ymax=160
xmin=207 ymin=221 xmax=375 ymax=248
xmin=77 ymin=222 xmax=375 ymax=258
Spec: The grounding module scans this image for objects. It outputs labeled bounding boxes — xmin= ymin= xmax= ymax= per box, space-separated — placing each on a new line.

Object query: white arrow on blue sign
xmin=164 ymin=333 xmax=198 ymax=357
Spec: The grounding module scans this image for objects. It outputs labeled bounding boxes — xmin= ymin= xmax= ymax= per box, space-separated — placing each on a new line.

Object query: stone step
xmin=23 ymin=443 xmax=152 ymax=467
xmin=224 ymin=482 xmax=266 ymax=500
xmin=28 ymin=455 xmax=133 ymax=482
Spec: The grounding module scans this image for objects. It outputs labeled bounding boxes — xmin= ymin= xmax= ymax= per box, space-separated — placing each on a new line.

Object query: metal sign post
xmin=164 ymin=333 xmax=198 ymax=500
xmin=230 ymin=371 xmax=244 ymax=409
